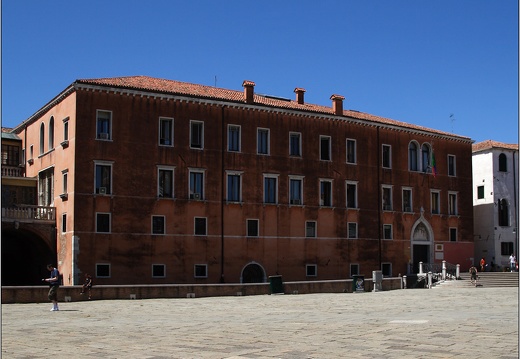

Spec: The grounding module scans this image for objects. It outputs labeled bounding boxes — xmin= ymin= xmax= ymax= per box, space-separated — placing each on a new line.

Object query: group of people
xmin=42 ymin=265 xmax=92 ymax=312
xmin=478 ymin=255 xmax=518 ymax=273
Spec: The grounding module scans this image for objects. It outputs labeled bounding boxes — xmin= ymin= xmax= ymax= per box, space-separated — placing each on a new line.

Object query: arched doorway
xmin=1 ymin=226 xmax=55 ymax=285
xmin=410 ymin=211 xmax=434 ymax=273
xmin=241 ymin=262 xmax=266 ymax=283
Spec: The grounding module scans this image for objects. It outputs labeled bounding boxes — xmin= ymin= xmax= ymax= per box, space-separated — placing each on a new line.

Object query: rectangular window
xmin=501 ymin=242 xmax=514 ymax=256
xmin=159 ymin=117 xmax=174 ymax=146
xmin=348 ymin=222 xmax=358 ymax=239
xmin=226 ymin=172 xmax=242 ymax=202
xmin=449 ymin=227 xmax=457 ymax=242
xmin=228 ymin=125 xmax=241 ymax=152
xmin=63 ymin=117 xmax=69 ymax=142
xmin=289 ymin=132 xmax=301 ymax=157
xmin=62 ymin=170 xmax=68 ymax=194
xmin=381 ymin=263 xmax=392 ymax=277
xmin=346 ymin=182 xmax=357 ymax=209
xmin=320 ymin=136 xmax=331 ymax=161
xmin=152 ymin=264 xmax=166 ymax=278
xmin=403 ymin=188 xmax=412 ymax=212
xmin=194 ymin=264 xmax=208 ymax=278
xmin=158 ymin=167 xmax=174 ymax=198
xmin=382 ymin=144 xmax=391 ymax=168
xmin=189 ymin=170 xmax=204 ymax=200
xmin=194 ymin=217 xmax=207 ymax=236
xmin=264 ymin=175 xmax=278 ymax=204
xmin=62 ymin=213 xmax=67 ymax=233
xmin=346 ymin=139 xmax=356 ymax=164
xmin=96 ymin=263 xmax=110 ymax=278
xmin=448 ymin=155 xmax=456 ymax=176
xmin=477 ymin=185 xmax=484 ymax=199
xmin=320 ymin=180 xmax=332 ymax=207
xmin=382 ymin=186 xmax=393 ymax=211
xmin=96 ymin=110 xmax=112 ymax=140
xmin=383 ymin=224 xmax=393 ymax=239
xmin=306 ymin=264 xmax=317 ymax=277
xmin=190 ymin=121 xmax=204 ymax=149
xmin=305 ymin=221 xmax=317 ymax=238
xmin=350 ymin=264 xmax=359 ymax=277
xmin=152 ymin=215 xmax=165 ymax=235
xmin=431 ymin=190 xmax=440 ymax=214
xmin=257 ymin=128 xmax=269 ymax=155
xmin=96 ymin=213 xmax=111 ymax=233
xmin=29 ymin=145 xmax=34 ymax=161
xmin=448 ymin=192 xmax=458 ymax=215
xmin=247 ymin=219 xmax=259 ymax=237
xmin=289 ymin=177 xmax=303 ymax=205
xmin=95 ymin=162 xmax=112 ymax=194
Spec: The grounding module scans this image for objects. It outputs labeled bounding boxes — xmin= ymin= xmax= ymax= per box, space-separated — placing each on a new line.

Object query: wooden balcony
xmin=2 ymin=205 xmax=56 ymax=223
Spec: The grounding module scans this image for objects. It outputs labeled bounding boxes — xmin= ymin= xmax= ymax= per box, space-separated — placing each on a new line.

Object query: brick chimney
xmin=330 ymin=94 xmax=345 ymax=115
xmin=242 ymin=80 xmax=255 ymax=104
xmin=294 ymin=88 xmax=306 ymax=104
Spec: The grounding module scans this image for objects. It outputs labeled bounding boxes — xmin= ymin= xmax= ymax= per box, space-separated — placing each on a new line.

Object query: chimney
xmin=242 ymin=80 xmax=255 ymax=104
xmin=294 ymin=88 xmax=306 ymax=104
xmin=330 ymin=94 xmax=345 ymax=115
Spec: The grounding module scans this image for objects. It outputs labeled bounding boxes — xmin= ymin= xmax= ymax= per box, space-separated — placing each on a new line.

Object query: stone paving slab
xmin=2 ymin=286 xmax=518 ymax=358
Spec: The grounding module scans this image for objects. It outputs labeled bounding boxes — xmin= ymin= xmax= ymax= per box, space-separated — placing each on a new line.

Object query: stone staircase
xmin=435 ymin=271 xmax=519 ymax=288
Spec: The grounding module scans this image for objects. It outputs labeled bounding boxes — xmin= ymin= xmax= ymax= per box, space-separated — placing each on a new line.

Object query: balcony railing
xmin=1 ymin=165 xmax=23 ymax=177
xmin=2 ymin=205 xmax=56 ymax=222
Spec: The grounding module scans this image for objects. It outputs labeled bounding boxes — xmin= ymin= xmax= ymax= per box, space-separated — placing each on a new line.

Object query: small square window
xmin=152 ymin=264 xmax=166 ymax=278
xmin=348 ymin=222 xmax=357 ymax=239
xmin=306 ymin=264 xmax=317 ymax=277
xmin=383 ymin=224 xmax=392 ymax=240
xmin=96 ymin=213 xmax=111 ymax=233
xmin=306 ymin=221 xmax=317 ymax=238
xmin=194 ymin=217 xmax=207 ymax=236
xmin=96 ymin=264 xmax=110 ymax=278
xmin=152 ymin=216 xmax=165 ymax=235
xmin=247 ymin=219 xmax=259 ymax=237
xmin=449 ymin=228 xmax=457 ymax=242
xmin=477 ymin=185 xmax=484 ymax=199
xmin=350 ymin=264 xmax=359 ymax=277
xmin=194 ymin=264 xmax=208 ymax=278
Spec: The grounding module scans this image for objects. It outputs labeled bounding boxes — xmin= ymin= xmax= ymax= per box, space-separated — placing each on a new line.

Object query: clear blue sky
xmin=2 ymin=1 xmax=518 ymax=144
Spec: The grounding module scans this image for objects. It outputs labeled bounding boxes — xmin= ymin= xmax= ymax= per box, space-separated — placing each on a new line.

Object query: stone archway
xmin=1 ymin=224 xmax=55 ymax=285
xmin=240 ymin=262 xmax=266 ymax=283
xmin=410 ymin=210 xmax=434 ymax=273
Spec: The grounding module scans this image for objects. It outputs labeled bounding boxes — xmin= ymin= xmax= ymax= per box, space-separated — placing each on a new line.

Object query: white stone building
xmin=472 ymin=140 xmax=519 ymax=271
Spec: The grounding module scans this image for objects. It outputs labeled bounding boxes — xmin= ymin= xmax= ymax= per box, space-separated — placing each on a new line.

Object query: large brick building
xmin=5 ymin=76 xmax=474 ymax=285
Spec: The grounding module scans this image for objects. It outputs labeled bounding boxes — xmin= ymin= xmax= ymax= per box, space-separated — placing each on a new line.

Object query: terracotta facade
xmin=13 ymin=76 xmax=474 ymax=285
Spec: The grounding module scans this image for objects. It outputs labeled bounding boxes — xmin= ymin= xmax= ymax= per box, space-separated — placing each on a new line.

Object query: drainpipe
xmin=513 ymin=151 xmax=518 ymax=259
xmin=377 ymin=127 xmax=382 ymax=268
xmin=220 ymin=106 xmax=226 ymax=283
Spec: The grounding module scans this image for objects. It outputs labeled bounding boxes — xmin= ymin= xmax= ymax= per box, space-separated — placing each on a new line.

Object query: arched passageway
xmin=241 ymin=262 xmax=266 ymax=283
xmin=1 ymin=226 xmax=55 ymax=285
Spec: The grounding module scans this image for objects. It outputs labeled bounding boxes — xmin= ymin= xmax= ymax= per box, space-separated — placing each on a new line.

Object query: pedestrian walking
xmin=42 ymin=264 xmax=60 ymax=311
xmin=480 ymin=257 xmax=486 ymax=272
xmin=509 ymin=254 xmax=516 ymax=272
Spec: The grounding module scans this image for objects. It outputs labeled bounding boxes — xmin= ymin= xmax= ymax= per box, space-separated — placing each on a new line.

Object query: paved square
xmin=2 ymin=286 xmax=518 ymax=358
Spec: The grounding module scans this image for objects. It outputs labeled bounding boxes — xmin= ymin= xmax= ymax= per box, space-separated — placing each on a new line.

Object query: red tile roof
xmin=76 ymin=76 xmax=470 ymax=140
xmin=472 ymin=140 xmax=519 ymax=152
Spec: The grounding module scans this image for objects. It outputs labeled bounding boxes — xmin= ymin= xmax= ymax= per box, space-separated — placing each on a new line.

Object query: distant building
xmin=472 ymin=140 xmax=519 ymax=270
xmin=3 ymin=76 xmax=474 ymax=285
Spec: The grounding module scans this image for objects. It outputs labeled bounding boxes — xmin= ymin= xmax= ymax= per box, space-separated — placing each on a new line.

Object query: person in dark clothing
xmin=43 ymin=264 xmax=60 ymax=311
xmin=80 ymin=273 xmax=93 ymax=299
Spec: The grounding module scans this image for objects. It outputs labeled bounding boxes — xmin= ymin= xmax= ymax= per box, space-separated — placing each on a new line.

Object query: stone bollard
xmin=456 ymin=264 xmax=460 ymax=279
xmin=419 ymin=262 xmax=424 ymax=275
xmin=427 ymin=272 xmax=433 ymax=288
xmin=442 ymin=260 xmax=446 ymax=281
xmin=402 ymin=275 xmax=407 ymax=289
